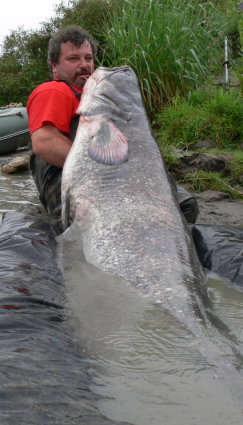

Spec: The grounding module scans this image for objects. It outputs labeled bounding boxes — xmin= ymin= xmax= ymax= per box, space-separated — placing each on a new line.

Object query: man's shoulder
xmin=30 ymin=80 xmax=73 ymax=96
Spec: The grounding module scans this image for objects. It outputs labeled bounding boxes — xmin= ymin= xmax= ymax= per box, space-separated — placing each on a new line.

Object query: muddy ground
xmin=195 ymin=190 xmax=243 ymax=228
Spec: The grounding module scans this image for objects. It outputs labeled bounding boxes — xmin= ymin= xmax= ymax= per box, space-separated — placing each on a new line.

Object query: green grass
xmin=104 ymin=0 xmax=224 ymax=118
xmin=155 ymin=85 xmax=242 ymax=199
xmin=157 ymin=88 xmax=242 ymax=150
xmin=158 ymin=146 xmax=243 ymax=200
xmin=228 ymin=149 xmax=243 ymax=184
xmin=160 ymin=143 xmax=243 ymax=198
xmin=177 ymin=169 xmax=243 ymax=199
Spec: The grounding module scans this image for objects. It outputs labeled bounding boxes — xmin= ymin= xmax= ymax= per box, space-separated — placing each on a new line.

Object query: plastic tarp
xmin=191 ymin=224 xmax=243 ymax=289
xmin=0 ymin=207 xmax=121 ymax=425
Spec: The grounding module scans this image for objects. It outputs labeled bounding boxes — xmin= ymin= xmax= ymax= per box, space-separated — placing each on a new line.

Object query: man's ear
xmin=51 ymin=62 xmax=58 ymax=77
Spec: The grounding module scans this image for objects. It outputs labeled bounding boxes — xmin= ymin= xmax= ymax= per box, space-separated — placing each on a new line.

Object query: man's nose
xmin=79 ymin=58 xmax=88 ymax=69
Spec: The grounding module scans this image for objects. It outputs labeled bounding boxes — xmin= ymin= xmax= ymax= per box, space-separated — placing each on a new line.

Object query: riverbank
xmin=0 ymin=149 xmax=242 ymax=228
xmin=195 ymin=190 xmax=243 ymax=228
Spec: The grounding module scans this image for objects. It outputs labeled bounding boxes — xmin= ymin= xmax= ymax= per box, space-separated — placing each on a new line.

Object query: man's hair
xmin=48 ymin=25 xmax=98 ymax=66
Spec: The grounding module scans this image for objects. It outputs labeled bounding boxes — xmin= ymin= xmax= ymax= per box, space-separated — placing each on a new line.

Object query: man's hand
xmin=31 ymin=124 xmax=73 ymax=168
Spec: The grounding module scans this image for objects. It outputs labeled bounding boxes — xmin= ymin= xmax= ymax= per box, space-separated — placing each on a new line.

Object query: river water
xmin=0 ymin=167 xmax=243 ymax=425
xmin=0 ymin=170 xmax=40 ymax=217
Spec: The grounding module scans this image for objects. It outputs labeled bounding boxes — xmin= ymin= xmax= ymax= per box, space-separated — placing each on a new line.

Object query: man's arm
xmin=31 ymin=123 xmax=73 ymax=168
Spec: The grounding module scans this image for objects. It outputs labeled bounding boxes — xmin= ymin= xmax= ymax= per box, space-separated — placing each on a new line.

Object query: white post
xmin=224 ymin=36 xmax=229 ymax=83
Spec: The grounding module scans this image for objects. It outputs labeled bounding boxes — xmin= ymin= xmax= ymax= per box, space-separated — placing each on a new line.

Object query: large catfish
xmin=61 ymin=66 xmax=239 ymax=357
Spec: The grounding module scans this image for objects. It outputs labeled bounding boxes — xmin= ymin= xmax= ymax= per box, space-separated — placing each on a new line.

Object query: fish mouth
xmin=99 ymin=66 xmax=131 ymax=74
xmin=92 ymin=66 xmax=132 ymax=85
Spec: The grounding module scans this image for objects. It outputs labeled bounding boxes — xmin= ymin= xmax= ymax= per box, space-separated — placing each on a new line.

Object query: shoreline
xmin=0 ymin=150 xmax=242 ymax=229
xmin=195 ymin=190 xmax=243 ymax=228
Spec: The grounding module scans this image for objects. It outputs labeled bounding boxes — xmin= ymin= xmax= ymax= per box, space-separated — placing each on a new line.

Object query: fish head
xmin=76 ymin=66 xmax=143 ymax=118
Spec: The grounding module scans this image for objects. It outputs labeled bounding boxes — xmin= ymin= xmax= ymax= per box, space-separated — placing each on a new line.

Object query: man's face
xmin=51 ymin=40 xmax=95 ymax=88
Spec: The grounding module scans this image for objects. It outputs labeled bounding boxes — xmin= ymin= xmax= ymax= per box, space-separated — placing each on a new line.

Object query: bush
xmin=157 ymin=88 xmax=242 ymax=150
xmin=156 ymin=100 xmax=205 ymax=149
xmin=104 ymin=0 xmax=225 ymax=118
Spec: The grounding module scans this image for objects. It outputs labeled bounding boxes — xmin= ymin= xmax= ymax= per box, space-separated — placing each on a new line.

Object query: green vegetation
xmin=0 ymin=0 xmax=230 ymax=111
xmin=51 ymin=0 xmax=121 ymax=62
xmin=0 ymin=29 xmax=52 ymax=105
xmin=157 ymin=88 xmax=242 ymax=150
xmin=156 ymin=87 xmax=242 ymax=198
xmin=0 ymin=0 xmax=242 ymax=197
xmin=0 ymin=0 xmax=241 ymax=111
xmin=104 ymin=0 xmax=225 ymax=118
xmin=178 ymin=168 xmax=242 ymax=199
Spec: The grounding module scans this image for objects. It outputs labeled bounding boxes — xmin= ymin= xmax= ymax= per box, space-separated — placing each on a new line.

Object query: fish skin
xmin=62 ymin=66 xmax=243 ymax=385
xmin=61 ymin=66 xmax=209 ymax=332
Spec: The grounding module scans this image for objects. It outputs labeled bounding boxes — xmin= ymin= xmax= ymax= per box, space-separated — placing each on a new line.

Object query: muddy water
xmin=0 ymin=170 xmax=40 ymax=217
xmin=61 ymin=231 xmax=243 ymax=425
xmin=0 ymin=169 xmax=243 ymax=425
xmin=0 ymin=169 xmax=127 ymax=425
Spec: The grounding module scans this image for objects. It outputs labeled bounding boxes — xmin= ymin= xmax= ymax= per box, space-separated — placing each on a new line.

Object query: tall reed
xmin=104 ymin=0 xmax=224 ymax=118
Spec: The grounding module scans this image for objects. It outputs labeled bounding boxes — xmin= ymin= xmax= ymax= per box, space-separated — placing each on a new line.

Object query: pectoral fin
xmin=87 ymin=117 xmax=128 ymax=165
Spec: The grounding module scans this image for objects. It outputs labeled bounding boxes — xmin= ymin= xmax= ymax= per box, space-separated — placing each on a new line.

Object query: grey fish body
xmin=62 ymin=66 xmax=209 ymax=333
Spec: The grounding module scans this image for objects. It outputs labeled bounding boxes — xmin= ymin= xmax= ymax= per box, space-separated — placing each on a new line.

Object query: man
xmin=28 ymin=25 xmax=198 ymax=222
xmin=27 ymin=25 xmax=97 ymax=216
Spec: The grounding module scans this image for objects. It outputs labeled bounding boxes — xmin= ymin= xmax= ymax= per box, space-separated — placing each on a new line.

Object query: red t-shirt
xmin=27 ymin=80 xmax=82 ymax=136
